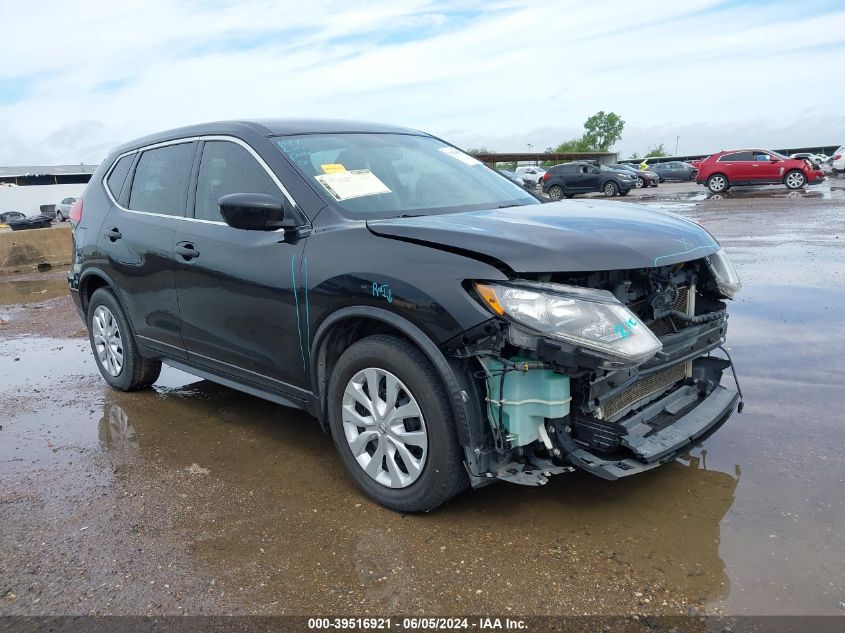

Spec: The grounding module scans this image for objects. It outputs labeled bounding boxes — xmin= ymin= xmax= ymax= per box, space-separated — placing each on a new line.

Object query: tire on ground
xmin=87 ymin=287 xmax=162 ymax=391
xmin=327 ymin=334 xmax=467 ymax=512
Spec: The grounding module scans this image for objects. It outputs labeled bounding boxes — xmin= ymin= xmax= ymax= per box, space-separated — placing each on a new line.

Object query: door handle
xmin=104 ymin=227 xmax=122 ymax=241
xmin=175 ymin=242 xmax=200 ymax=261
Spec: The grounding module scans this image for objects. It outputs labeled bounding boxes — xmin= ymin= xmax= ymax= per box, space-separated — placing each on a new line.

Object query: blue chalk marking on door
xmin=291 ymin=253 xmax=306 ymax=369
xmin=304 ymin=256 xmax=310 ymax=358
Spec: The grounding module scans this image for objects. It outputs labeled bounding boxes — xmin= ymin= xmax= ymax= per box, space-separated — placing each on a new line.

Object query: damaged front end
xmin=447 ymin=249 xmax=744 ymax=487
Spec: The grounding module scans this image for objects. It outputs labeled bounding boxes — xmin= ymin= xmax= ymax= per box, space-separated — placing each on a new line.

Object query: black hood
xmin=366 ymin=199 xmax=720 ymax=273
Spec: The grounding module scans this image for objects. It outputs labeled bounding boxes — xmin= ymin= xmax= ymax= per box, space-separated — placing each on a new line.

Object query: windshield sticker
xmin=439 ymin=146 xmax=483 ymax=166
xmin=315 ymin=169 xmax=392 ymax=201
xmin=321 ymin=163 xmax=346 ymax=174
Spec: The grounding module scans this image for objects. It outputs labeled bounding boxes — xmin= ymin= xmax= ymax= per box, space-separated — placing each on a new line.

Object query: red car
xmin=695 ymin=149 xmax=826 ymax=193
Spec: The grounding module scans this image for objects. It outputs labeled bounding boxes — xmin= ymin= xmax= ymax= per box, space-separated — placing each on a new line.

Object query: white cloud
xmin=0 ymin=0 xmax=843 ymax=164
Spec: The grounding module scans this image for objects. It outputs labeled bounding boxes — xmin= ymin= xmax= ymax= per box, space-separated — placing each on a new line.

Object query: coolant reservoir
xmin=483 ymin=359 xmax=571 ymax=447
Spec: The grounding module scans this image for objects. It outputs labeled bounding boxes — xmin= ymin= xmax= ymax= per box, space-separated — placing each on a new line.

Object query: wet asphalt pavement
xmin=1 ymin=179 xmax=844 ymax=617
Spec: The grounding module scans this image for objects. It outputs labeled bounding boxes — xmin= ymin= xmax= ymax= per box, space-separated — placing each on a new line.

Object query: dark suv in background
xmin=68 ymin=119 xmax=743 ymax=512
xmin=542 ymin=162 xmax=634 ymax=199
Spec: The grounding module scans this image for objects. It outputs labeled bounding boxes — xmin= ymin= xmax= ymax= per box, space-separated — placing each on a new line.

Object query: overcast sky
xmin=1 ymin=0 xmax=843 ymax=165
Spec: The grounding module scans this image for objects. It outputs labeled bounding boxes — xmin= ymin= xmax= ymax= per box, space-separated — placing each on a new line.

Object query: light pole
xmin=675 ymin=136 xmax=680 ymax=157
xmin=527 ymin=143 xmax=534 ymax=165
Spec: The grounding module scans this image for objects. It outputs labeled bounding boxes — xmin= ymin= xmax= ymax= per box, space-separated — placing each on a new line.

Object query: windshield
xmin=274 ymin=133 xmax=538 ymax=217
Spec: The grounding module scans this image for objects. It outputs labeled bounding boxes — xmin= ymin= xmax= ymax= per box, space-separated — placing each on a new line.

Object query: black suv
xmin=542 ymin=162 xmax=635 ymax=199
xmin=69 ymin=119 xmax=742 ymax=512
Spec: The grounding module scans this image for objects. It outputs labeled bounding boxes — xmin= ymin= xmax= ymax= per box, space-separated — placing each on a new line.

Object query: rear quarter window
xmin=128 ymin=143 xmax=195 ymax=216
xmin=106 ymin=154 xmax=134 ymax=200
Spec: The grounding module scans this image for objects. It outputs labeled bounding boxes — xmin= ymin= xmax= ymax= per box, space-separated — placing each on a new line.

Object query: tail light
xmin=835 ymin=154 xmax=842 ymax=161
xmin=69 ymin=198 xmax=83 ymax=223
xmin=543 ymin=172 xmax=551 ymax=181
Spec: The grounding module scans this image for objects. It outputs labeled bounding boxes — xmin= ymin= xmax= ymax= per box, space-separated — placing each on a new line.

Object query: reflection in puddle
xmin=98 ymin=403 xmax=139 ymax=452
xmin=0 ymin=277 xmax=68 ymax=306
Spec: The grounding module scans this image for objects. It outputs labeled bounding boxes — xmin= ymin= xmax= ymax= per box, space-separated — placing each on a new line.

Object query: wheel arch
xmin=78 ymin=268 xmax=138 ymax=335
xmin=309 ymin=306 xmax=479 ymax=452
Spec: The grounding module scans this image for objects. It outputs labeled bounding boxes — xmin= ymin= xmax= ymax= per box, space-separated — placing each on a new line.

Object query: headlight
xmin=474 ymin=281 xmax=662 ymax=367
xmin=706 ymin=248 xmax=741 ymax=299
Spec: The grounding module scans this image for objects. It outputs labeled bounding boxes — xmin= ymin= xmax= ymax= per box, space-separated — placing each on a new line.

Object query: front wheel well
xmin=312 ymin=316 xmax=410 ymax=427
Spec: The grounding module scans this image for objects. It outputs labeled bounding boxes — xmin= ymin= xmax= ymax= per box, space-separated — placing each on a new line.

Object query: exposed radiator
xmin=601 ymin=363 xmax=687 ymax=422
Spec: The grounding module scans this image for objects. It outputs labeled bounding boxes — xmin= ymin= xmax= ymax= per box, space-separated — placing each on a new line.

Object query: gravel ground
xmin=1 ymin=179 xmax=844 ymax=617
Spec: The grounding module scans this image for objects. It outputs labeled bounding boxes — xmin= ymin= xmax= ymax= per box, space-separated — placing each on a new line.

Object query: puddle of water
xmin=0 ymin=277 xmax=68 ymax=306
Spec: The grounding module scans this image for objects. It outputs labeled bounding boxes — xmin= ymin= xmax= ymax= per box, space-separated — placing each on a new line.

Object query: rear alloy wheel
xmin=327 ymin=334 xmax=466 ymax=512
xmin=707 ymin=174 xmax=728 ymax=193
xmin=784 ymin=170 xmax=807 ymax=190
xmin=635 ymin=177 xmax=644 ymax=188
xmin=548 ymin=185 xmax=564 ymax=200
xmin=87 ymin=288 xmax=161 ymax=391
xmin=603 ymin=181 xmax=619 ymax=196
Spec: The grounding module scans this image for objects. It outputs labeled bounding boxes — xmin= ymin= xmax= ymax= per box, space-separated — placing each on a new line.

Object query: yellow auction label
xmin=321 ymin=163 xmax=346 ymax=174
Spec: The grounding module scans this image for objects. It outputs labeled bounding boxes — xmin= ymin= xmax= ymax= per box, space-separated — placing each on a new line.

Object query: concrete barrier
xmin=0 ymin=224 xmax=72 ymax=274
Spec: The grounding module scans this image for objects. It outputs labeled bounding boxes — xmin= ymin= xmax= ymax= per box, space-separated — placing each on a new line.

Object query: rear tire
xmin=707 ymin=174 xmax=728 ymax=193
xmin=603 ymin=181 xmax=619 ymax=196
xmin=327 ymin=334 xmax=467 ymax=512
xmin=87 ymin=288 xmax=161 ymax=391
xmin=784 ymin=170 xmax=806 ymax=190
xmin=548 ymin=185 xmax=564 ymax=200
xmin=56 ymin=212 xmax=64 ymax=222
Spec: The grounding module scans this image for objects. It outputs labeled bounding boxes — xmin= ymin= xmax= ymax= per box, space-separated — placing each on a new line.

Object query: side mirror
xmin=218 ymin=193 xmax=293 ymax=231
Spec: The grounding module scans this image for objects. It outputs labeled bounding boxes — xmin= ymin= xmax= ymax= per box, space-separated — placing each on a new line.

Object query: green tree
xmin=465 ymin=146 xmax=492 ymax=155
xmin=552 ymin=111 xmax=625 ymax=153
xmin=629 ymin=152 xmax=641 ymax=160
xmin=645 ymin=143 xmax=668 ymax=158
xmin=582 ymin=111 xmax=625 ymax=152
xmin=552 ymin=137 xmax=593 ymax=153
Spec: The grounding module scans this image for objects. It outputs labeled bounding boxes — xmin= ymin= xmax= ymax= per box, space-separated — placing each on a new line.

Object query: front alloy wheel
xmin=342 ymin=367 xmax=427 ymax=488
xmin=784 ymin=170 xmax=807 ymax=190
xmin=604 ymin=181 xmax=619 ymax=196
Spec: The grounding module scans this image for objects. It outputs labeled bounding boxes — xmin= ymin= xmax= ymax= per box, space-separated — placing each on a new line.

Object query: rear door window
xmin=719 ymin=151 xmax=754 ymax=162
xmin=128 ymin=143 xmax=195 ymax=216
xmin=193 ymin=141 xmax=282 ymax=222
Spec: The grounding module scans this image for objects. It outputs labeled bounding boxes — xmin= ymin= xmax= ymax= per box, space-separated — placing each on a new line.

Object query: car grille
xmin=602 ymin=363 xmax=687 ymax=422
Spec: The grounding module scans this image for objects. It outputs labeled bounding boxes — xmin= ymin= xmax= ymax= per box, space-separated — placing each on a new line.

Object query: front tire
xmin=87 ymin=288 xmax=161 ymax=391
xmin=56 ymin=211 xmax=64 ymax=222
xmin=707 ymin=174 xmax=728 ymax=193
xmin=603 ymin=181 xmax=619 ymax=196
xmin=635 ymin=177 xmax=644 ymax=188
xmin=784 ymin=170 xmax=806 ymax=190
xmin=327 ymin=334 xmax=466 ymax=512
